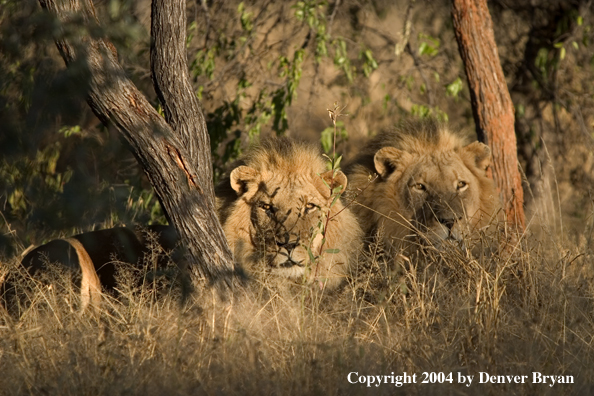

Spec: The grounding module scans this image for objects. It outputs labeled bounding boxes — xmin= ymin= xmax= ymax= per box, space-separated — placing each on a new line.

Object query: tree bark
xmin=451 ymin=0 xmax=526 ymax=230
xmin=36 ymin=0 xmax=237 ymax=289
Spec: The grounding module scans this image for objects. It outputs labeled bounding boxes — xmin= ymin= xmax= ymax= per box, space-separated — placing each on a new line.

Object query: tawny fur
xmin=63 ymin=237 xmax=102 ymax=311
xmin=18 ymin=225 xmax=179 ymax=311
xmin=216 ymin=137 xmax=363 ymax=290
xmin=345 ymin=119 xmax=501 ymax=257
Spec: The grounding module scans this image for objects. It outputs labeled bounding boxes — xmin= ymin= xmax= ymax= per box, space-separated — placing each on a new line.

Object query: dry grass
xmin=1 ymin=215 xmax=594 ymax=395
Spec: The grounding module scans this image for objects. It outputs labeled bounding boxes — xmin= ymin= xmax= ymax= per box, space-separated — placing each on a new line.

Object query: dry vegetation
xmin=2 ymin=0 xmax=594 ymax=394
xmin=2 ymin=207 xmax=594 ymax=395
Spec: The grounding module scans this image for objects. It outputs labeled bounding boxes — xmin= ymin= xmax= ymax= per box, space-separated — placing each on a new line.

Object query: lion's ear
xmin=230 ymin=165 xmax=260 ymax=196
xmin=374 ymin=147 xmax=411 ymax=178
xmin=318 ymin=170 xmax=348 ymax=198
xmin=463 ymin=141 xmax=491 ymax=174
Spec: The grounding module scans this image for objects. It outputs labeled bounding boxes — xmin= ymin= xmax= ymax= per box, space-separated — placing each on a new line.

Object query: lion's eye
xmin=259 ymin=202 xmax=272 ymax=211
xmin=457 ymin=181 xmax=468 ymax=191
xmin=413 ymin=183 xmax=426 ymax=192
xmin=304 ymin=203 xmax=318 ymax=212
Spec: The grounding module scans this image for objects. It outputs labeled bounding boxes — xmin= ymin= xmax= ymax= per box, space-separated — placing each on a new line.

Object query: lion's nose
xmin=438 ymin=217 xmax=455 ymax=230
xmin=278 ymin=240 xmax=299 ymax=252
xmin=276 ymin=234 xmax=300 ymax=253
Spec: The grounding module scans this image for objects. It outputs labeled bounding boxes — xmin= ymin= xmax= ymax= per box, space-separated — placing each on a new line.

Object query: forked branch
xmin=37 ymin=0 xmax=236 ymax=289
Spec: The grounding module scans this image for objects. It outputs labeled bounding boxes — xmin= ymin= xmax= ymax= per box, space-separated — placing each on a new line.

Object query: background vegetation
xmin=1 ymin=0 xmax=594 ymax=394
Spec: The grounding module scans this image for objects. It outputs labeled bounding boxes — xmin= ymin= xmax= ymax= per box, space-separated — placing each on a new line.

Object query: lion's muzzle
xmin=275 ymin=237 xmax=305 ymax=268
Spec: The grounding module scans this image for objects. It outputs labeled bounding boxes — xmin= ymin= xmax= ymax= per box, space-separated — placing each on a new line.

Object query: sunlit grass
xmin=1 ymin=219 xmax=593 ymax=395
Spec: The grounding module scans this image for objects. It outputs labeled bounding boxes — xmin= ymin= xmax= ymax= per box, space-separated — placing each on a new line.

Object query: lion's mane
xmin=217 ymin=137 xmax=362 ymax=289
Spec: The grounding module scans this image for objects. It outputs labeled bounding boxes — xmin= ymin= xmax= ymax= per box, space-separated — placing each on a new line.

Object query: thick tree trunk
xmin=37 ymin=0 xmax=237 ymax=289
xmin=451 ymin=0 xmax=526 ymax=230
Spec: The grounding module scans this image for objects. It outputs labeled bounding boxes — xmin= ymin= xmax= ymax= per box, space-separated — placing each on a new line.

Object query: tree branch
xmin=37 ymin=0 xmax=237 ymax=289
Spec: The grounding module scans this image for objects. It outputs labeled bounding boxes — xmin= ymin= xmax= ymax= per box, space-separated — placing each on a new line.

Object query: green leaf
xmin=535 ymin=48 xmax=549 ymax=78
xmin=417 ymin=33 xmax=440 ymax=57
xmin=333 ymin=155 xmax=342 ymax=169
xmin=360 ymin=49 xmax=378 ymax=77
xmin=59 ymin=125 xmax=82 ymax=138
xmin=445 ymin=77 xmax=463 ymax=98
xmin=516 ymin=103 xmax=525 ymax=118
xmin=418 ymin=42 xmax=428 ymax=55
xmin=320 ymin=127 xmax=334 ymax=154
xmin=325 ymin=249 xmax=340 ymax=254
xmin=318 ymin=174 xmax=331 ymax=190
xmin=410 ymin=104 xmax=429 ymax=118
xmin=331 ymin=193 xmax=341 ymax=207
xmin=320 ymin=122 xmax=347 ymax=155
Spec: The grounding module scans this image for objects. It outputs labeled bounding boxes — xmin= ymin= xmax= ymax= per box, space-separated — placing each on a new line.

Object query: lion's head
xmin=216 ymin=138 xmax=362 ymax=289
xmin=346 ymin=120 xmax=501 ymax=254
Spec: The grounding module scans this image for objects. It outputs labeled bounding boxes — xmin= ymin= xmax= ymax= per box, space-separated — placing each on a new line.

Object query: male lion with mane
xmin=345 ymin=119 xmax=501 ymax=258
xmin=216 ymin=137 xmax=362 ymax=290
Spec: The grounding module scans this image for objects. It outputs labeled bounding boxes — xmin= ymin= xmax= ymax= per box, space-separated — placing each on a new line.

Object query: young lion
xmin=345 ymin=119 xmax=501 ymax=257
xmin=216 ymin=137 xmax=362 ymax=290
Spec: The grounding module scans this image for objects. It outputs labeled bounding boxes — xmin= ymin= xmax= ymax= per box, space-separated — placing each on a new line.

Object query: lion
xmin=15 ymin=225 xmax=180 ymax=310
xmin=345 ymin=119 xmax=501 ymax=257
xmin=216 ymin=137 xmax=363 ymax=290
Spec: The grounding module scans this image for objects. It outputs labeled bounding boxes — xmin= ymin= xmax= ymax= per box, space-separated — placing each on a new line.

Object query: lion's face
xmin=372 ymin=141 xmax=494 ymax=249
xmin=229 ymin=165 xmax=347 ymax=281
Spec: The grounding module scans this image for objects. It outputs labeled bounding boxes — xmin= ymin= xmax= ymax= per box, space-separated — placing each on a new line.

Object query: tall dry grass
xmin=1 ymin=206 xmax=594 ymax=395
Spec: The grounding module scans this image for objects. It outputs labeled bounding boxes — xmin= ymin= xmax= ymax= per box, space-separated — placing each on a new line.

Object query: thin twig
xmin=199 ymin=0 xmax=211 ymax=49
xmin=405 ymin=42 xmax=434 ymax=107
xmin=394 ymin=0 xmax=416 ymax=57
xmin=327 ymin=0 xmax=341 ymax=38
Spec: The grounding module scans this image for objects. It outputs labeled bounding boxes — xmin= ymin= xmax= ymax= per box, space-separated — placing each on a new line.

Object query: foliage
xmin=1 ymin=0 xmax=593 ymax=265
xmin=0 ymin=0 xmax=470 ymax=248
xmin=188 ymin=1 xmax=371 ymax=178
xmin=320 ymin=120 xmax=347 ymax=155
xmin=490 ymin=0 xmax=594 ymax=199
xmin=0 ymin=0 xmax=163 ymax=248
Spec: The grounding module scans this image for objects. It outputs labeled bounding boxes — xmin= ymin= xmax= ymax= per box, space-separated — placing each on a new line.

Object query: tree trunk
xmin=36 ymin=0 xmax=237 ymax=289
xmin=451 ymin=0 xmax=526 ymax=230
